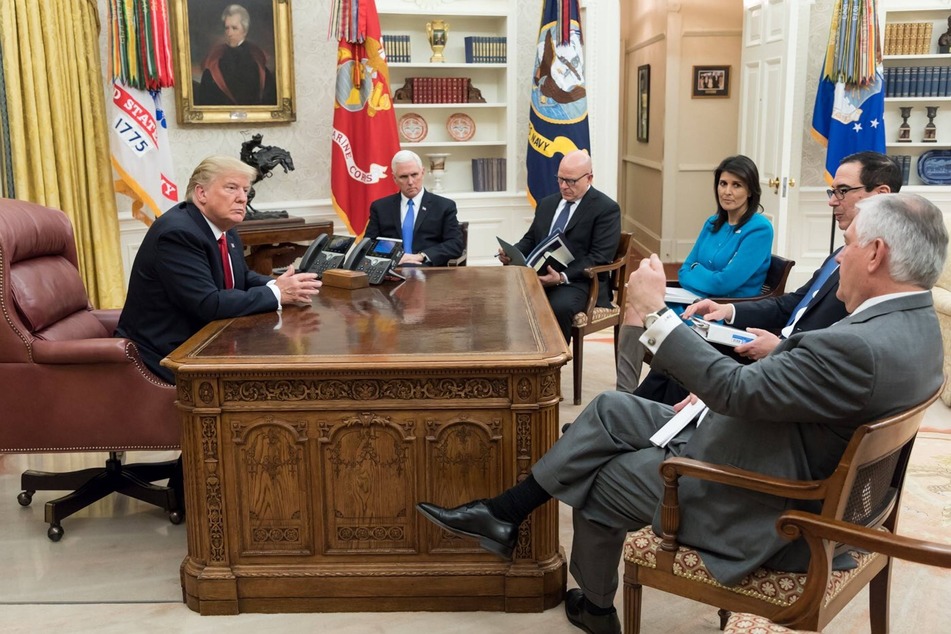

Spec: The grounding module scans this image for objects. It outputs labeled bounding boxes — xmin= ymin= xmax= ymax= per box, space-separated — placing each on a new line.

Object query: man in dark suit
xmin=498 ymin=150 xmax=621 ymax=342
xmin=365 ymin=150 xmax=464 ymax=267
xmin=116 ymin=156 xmax=321 ymax=384
xmin=617 ymin=151 xmax=903 ymax=397
xmin=417 ymin=192 xmax=946 ymax=634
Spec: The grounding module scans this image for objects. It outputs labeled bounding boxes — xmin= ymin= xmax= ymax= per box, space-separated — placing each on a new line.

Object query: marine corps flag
xmin=330 ymin=0 xmax=400 ymax=236
xmin=527 ymin=0 xmax=590 ymax=207
xmin=811 ymin=0 xmax=885 ymax=184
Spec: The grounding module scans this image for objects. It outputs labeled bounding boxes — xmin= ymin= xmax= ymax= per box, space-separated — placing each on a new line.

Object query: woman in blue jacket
xmin=675 ymin=155 xmax=772 ymax=303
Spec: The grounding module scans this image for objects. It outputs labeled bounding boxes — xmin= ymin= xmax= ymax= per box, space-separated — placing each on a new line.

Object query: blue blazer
xmin=116 ymin=202 xmax=278 ymax=382
xmin=365 ymin=190 xmax=464 ymax=266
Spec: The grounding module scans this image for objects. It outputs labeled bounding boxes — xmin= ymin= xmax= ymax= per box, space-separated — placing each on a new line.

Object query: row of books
xmin=472 ymin=158 xmax=506 ymax=192
xmin=407 ymin=77 xmax=471 ymax=104
xmin=464 ymin=36 xmax=507 ymax=63
xmin=382 ymin=34 xmax=411 ymax=63
xmin=884 ymin=66 xmax=951 ymax=98
xmin=884 ymin=22 xmax=933 ymax=56
xmin=887 ymin=154 xmax=912 ymax=186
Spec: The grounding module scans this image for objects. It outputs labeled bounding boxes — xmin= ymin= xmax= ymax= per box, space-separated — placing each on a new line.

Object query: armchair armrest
xmin=657 ymin=457 xmax=828 ymax=552
xmin=579 ymin=258 xmax=626 ymax=317
xmin=32 ymin=337 xmax=136 ymax=364
xmin=776 ymin=510 xmax=951 ymax=568
xmin=91 ymin=308 xmax=121 ymax=335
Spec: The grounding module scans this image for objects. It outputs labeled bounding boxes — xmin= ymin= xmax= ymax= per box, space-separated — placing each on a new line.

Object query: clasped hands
xmin=275 ymin=265 xmax=322 ymax=305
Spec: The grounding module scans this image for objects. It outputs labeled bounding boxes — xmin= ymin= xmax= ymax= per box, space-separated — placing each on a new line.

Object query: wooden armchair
xmin=723 ymin=511 xmax=951 ymax=633
xmin=446 ymin=221 xmax=468 ymax=267
xmin=622 ymin=385 xmax=941 ymax=633
xmin=570 ymin=231 xmax=633 ymax=405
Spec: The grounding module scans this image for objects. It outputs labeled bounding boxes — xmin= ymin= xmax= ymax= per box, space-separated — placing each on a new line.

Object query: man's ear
xmin=867 ymin=237 xmax=889 ymax=273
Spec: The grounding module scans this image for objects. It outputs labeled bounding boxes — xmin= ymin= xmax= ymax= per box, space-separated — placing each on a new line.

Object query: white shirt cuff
xmin=267 ymin=279 xmax=282 ymax=311
xmin=725 ymin=304 xmax=736 ymax=324
xmin=638 ymin=308 xmax=684 ymax=355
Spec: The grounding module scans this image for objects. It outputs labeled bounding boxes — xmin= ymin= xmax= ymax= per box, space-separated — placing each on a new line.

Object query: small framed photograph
xmin=692 ymin=65 xmax=730 ymax=98
xmin=636 ymin=64 xmax=650 ymax=143
xmin=170 ymin=0 xmax=296 ymax=124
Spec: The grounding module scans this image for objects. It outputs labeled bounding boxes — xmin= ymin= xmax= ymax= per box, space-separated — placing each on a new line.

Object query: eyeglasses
xmin=826 ymin=185 xmax=865 ymax=200
xmin=556 ymin=173 xmax=591 ymax=186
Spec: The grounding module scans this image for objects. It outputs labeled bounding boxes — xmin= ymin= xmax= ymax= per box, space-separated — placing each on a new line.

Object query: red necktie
xmin=218 ymin=234 xmax=234 ymax=289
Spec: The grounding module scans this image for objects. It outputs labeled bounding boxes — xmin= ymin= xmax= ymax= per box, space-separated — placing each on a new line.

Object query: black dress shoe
xmin=564 ymin=588 xmax=621 ymax=634
xmin=416 ymin=500 xmax=517 ymax=558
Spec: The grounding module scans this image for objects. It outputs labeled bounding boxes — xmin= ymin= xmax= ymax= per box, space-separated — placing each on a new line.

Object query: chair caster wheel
xmin=169 ymin=510 xmax=184 ymax=525
xmin=17 ymin=490 xmax=34 ymax=506
xmin=48 ymin=524 xmax=64 ymax=542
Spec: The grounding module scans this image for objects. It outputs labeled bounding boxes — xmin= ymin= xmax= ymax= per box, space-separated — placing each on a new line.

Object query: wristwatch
xmin=644 ymin=306 xmax=670 ymax=329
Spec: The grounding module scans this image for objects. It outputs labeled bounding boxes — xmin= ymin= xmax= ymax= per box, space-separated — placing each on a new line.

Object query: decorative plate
xmin=446 ymin=112 xmax=476 ymax=142
xmin=917 ymin=150 xmax=951 ymax=185
xmin=398 ymin=113 xmax=428 ymax=142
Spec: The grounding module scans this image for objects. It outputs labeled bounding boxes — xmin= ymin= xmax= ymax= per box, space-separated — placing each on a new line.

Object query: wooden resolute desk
xmin=165 ymin=267 xmax=570 ymax=615
xmin=234 ymin=217 xmax=333 ymax=274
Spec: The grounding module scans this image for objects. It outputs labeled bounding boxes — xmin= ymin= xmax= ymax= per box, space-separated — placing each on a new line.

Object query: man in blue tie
xmin=365 ymin=150 xmax=464 ymax=267
xmin=617 ymin=151 xmax=903 ymax=400
xmin=498 ymin=150 xmax=621 ymax=342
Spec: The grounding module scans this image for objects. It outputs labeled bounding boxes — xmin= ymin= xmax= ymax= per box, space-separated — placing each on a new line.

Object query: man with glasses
xmin=498 ymin=150 xmax=621 ymax=342
xmin=618 ymin=151 xmax=902 ymax=402
xmin=365 ymin=150 xmax=464 ymax=266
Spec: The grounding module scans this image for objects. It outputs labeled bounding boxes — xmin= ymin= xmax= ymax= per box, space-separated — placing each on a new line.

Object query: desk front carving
xmin=166 ymin=268 xmax=569 ymax=615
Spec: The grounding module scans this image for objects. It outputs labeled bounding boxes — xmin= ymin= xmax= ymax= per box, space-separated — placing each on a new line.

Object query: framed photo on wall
xmin=170 ymin=0 xmax=296 ymax=124
xmin=692 ymin=65 xmax=730 ymax=98
xmin=636 ymin=64 xmax=649 ymax=143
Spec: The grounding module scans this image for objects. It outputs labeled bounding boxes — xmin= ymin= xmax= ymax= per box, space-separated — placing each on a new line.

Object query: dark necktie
xmin=402 ymin=199 xmax=415 ymax=254
xmin=551 ymin=200 xmax=573 ymax=236
xmin=218 ymin=234 xmax=234 ymax=289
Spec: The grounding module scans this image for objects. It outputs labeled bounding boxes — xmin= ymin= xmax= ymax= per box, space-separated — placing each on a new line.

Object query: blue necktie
xmin=784 ymin=254 xmax=839 ymax=328
xmin=402 ymin=199 xmax=415 ymax=254
xmin=551 ymin=201 xmax=573 ymax=236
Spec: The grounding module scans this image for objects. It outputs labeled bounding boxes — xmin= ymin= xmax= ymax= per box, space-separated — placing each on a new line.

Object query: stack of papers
xmin=649 ymin=399 xmax=708 ymax=448
xmin=664 ymin=287 xmax=702 ymax=305
xmin=497 ymin=233 xmax=575 ymax=273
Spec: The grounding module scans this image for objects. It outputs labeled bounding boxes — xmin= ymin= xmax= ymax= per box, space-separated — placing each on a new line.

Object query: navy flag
xmin=527 ymin=0 xmax=590 ymax=207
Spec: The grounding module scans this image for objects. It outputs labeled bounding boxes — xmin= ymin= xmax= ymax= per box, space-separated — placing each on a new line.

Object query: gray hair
xmin=391 ymin=150 xmax=423 ymax=172
xmin=853 ymin=192 xmax=948 ymax=288
xmin=222 ymin=4 xmax=250 ymax=32
xmin=185 ymin=156 xmax=257 ymax=201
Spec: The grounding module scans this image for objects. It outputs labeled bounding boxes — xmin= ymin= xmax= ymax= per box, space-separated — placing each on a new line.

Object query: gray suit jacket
xmin=649 ymin=292 xmax=942 ymax=584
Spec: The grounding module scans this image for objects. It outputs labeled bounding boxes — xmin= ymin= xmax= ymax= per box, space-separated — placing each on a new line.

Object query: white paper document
xmin=649 ymin=399 xmax=708 ymax=448
xmin=664 ymin=287 xmax=702 ymax=305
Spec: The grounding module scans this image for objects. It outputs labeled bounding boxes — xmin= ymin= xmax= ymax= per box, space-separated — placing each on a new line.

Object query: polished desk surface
xmin=168 ymin=266 xmax=569 ymax=372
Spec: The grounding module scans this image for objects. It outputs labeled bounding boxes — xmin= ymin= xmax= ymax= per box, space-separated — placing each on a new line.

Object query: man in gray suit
xmin=417 ymin=192 xmax=947 ymax=634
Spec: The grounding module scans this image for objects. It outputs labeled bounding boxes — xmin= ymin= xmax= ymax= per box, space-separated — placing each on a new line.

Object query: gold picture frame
xmin=170 ymin=0 xmax=295 ymax=124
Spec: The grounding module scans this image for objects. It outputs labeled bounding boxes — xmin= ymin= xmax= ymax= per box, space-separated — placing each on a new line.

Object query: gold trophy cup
xmin=426 ymin=19 xmax=449 ymax=63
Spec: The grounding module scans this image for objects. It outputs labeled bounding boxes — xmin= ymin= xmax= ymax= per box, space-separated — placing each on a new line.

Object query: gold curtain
xmin=0 ymin=0 xmax=125 ymax=308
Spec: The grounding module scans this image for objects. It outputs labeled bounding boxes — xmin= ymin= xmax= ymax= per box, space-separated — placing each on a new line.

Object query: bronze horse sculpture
xmin=239 ymin=133 xmax=295 ymax=219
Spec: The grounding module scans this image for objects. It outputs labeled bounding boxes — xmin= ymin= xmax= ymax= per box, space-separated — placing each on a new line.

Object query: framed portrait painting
xmin=692 ymin=65 xmax=730 ymax=98
xmin=636 ymin=64 xmax=649 ymax=143
xmin=171 ymin=0 xmax=296 ymax=124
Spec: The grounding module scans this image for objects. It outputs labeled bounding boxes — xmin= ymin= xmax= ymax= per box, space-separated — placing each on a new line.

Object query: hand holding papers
xmin=650 ymin=398 xmax=708 ymax=448
xmin=497 ymin=233 xmax=575 ymax=273
xmin=688 ymin=317 xmax=756 ymax=347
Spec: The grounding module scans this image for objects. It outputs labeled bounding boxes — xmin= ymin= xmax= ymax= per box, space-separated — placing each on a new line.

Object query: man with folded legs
xmin=418 ymin=192 xmax=946 ymax=634
xmin=617 ymin=151 xmax=902 ymax=400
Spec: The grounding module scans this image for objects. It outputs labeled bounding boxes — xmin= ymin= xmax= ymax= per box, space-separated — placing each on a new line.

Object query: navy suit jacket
xmin=732 ymin=250 xmax=848 ymax=336
xmin=365 ymin=190 xmax=463 ymax=266
xmin=514 ymin=187 xmax=621 ymax=306
xmin=116 ymin=202 xmax=278 ymax=383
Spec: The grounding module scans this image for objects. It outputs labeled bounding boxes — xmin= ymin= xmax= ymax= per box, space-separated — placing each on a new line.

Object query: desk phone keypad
xmin=357 ymin=257 xmax=393 ymax=284
xmin=311 ymin=254 xmax=345 ymax=277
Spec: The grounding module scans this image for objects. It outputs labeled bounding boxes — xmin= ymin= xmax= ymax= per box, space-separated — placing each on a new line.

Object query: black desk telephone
xmin=299 ymin=234 xmax=404 ymax=284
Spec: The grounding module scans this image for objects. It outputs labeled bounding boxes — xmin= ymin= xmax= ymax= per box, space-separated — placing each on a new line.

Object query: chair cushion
xmin=623 ymin=526 xmax=878 ymax=609
xmin=10 ymin=256 xmax=106 ymax=339
xmin=724 ymin=612 xmax=816 ymax=633
xmin=572 ymin=304 xmax=619 ymax=328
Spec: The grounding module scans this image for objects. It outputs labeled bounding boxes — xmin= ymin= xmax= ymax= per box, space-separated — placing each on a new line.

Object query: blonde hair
xmin=186 ymin=156 xmax=257 ymax=201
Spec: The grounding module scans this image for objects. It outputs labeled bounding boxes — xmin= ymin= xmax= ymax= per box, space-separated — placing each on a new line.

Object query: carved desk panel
xmin=165 ymin=267 xmax=570 ymax=615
